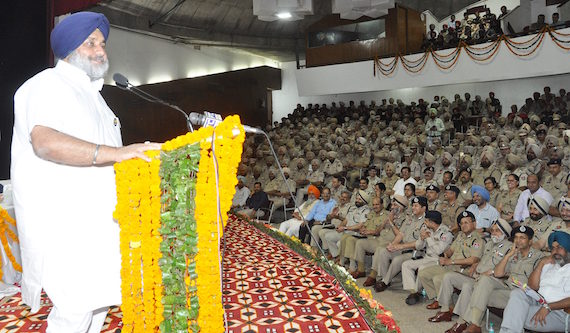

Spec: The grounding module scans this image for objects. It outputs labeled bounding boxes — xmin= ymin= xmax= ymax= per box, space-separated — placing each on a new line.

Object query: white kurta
xmin=11 ymin=61 xmax=122 ymax=314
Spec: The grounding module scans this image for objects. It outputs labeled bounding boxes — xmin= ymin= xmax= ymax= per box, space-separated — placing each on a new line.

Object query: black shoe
xmin=374 ymin=281 xmax=389 ymax=292
xmin=405 ymin=292 xmax=421 ymax=305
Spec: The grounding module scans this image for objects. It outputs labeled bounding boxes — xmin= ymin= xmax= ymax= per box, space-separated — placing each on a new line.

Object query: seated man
xmin=323 ymin=191 xmax=370 ymax=262
xmin=418 ymin=211 xmax=484 ymax=319
xmin=361 ymin=194 xmax=409 ymax=285
xmin=466 ymin=185 xmax=499 ymax=233
xmin=299 ymin=187 xmax=336 ymax=244
xmin=278 ymin=185 xmax=320 ymax=238
xmin=372 ymin=196 xmax=428 ymax=292
xmin=336 ymin=191 xmax=372 ymax=268
xmin=236 ymin=182 xmax=269 ymax=219
xmin=499 ymin=231 xmax=570 ymax=333
xmin=231 ymin=176 xmax=250 ymax=210
xmin=446 ymin=225 xmax=544 ymax=333
xmin=519 ymin=195 xmax=556 ymax=249
xmin=402 ymin=210 xmax=454 ymax=304
xmin=320 ymin=190 xmax=352 ymax=259
xmin=348 ymin=197 xmax=390 ymax=278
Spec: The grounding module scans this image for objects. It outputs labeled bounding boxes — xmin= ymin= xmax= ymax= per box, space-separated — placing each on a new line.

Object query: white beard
xmin=67 ymin=50 xmax=109 ymax=81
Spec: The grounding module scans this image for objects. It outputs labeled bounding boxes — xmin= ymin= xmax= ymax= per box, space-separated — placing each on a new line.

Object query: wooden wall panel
xmin=306 ymin=5 xmax=424 ymax=67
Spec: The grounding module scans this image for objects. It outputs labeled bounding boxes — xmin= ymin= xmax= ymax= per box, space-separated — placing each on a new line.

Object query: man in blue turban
xmin=465 ymin=185 xmax=500 ymax=232
xmin=12 ymin=11 xmax=160 ymax=332
xmin=499 ymin=231 xmax=570 ymax=333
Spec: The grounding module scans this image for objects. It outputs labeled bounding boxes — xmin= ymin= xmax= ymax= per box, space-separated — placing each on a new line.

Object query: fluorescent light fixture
xmin=276 ymin=12 xmax=292 ymax=19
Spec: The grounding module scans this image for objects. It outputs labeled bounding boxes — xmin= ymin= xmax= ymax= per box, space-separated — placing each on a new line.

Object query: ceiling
xmin=91 ymin=0 xmax=479 ymax=62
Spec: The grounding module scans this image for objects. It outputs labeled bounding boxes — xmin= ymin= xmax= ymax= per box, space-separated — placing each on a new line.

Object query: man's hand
xmin=531 ymin=306 xmax=550 ymax=327
xmin=106 ymin=143 xmax=162 ymax=163
xmin=439 ymin=257 xmax=452 ymax=266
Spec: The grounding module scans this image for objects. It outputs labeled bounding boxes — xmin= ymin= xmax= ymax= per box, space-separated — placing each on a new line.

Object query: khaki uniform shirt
xmin=415 ymin=224 xmax=453 ymax=258
xmin=538 ymin=218 xmax=569 ymax=245
xmin=382 ymin=174 xmax=400 ymax=193
xmin=448 ymin=231 xmax=485 ymax=273
xmin=397 ymin=160 xmax=422 ymax=179
xmin=542 ymin=171 xmax=565 ymax=198
xmin=497 ymin=188 xmax=522 ymax=219
xmin=471 ymin=165 xmax=502 ymax=187
xmin=345 ymin=205 xmax=370 ymax=236
xmin=458 ymin=182 xmax=473 ymax=204
xmin=400 ymin=214 xmax=427 ymax=244
xmin=363 ymin=210 xmax=388 ymax=235
xmin=377 ymin=214 xmax=405 ymax=245
xmin=521 ymin=216 xmax=553 ymax=243
xmin=323 ymin=159 xmax=344 ymax=176
xmin=440 ymin=199 xmax=464 ymax=231
xmin=428 ymin=199 xmax=442 ymax=211
xmin=506 ymin=249 xmax=545 ymax=287
xmin=306 ymin=170 xmax=325 ymax=184
xmin=416 ymin=178 xmax=439 ymax=193
xmin=329 ymin=184 xmax=347 ymax=203
xmin=477 ymin=238 xmax=512 ymax=274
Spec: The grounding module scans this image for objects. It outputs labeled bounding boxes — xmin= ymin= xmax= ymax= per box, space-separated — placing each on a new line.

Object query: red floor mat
xmin=222 ymin=216 xmax=372 ymax=333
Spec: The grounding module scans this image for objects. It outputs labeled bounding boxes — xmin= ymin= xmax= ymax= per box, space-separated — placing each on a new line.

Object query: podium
xmin=114 ymin=116 xmax=245 ymax=332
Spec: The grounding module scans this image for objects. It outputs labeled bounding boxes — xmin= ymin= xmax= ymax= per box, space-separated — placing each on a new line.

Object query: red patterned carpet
xmin=0 ymin=216 xmax=372 ymax=332
xmin=223 ymin=216 xmax=372 ymax=333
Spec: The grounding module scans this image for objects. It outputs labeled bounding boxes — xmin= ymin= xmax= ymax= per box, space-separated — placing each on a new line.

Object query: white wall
xmin=272 ymin=66 xmax=570 ymax=121
xmin=104 ymin=27 xmax=280 ymax=86
xmin=275 ymin=26 xmax=570 ymax=122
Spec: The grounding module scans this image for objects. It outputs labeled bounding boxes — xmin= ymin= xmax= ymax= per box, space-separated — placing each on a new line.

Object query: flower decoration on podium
xmin=114 ymin=115 xmax=245 ymax=332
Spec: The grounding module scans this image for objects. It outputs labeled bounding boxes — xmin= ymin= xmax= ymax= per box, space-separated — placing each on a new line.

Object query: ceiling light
xmin=253 ymin=0 xmax=313 ymax=21
xmin=276 ymin=12 xmax=292 ymax=19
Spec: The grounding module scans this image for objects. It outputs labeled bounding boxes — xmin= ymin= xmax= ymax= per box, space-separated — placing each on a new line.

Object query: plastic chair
xmin=256 ymin=201 xmax=275 ymax=224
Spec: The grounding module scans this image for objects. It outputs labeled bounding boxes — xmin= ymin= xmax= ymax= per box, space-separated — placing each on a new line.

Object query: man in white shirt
xmin=393 ymin=166 xmax=418 ymax=197
xmin=499 ymin=231 xmax=570 ymax=333
xmin=11 ymin=12 xmax=159 ymax=332
xmin=231 ymin=176 xmax=251 ymax=209
xmin=514 ymin=174 xmax=554 ymax=223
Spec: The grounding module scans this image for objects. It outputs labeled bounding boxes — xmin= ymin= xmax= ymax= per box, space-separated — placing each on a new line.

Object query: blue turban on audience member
xmin=548 ymin=231 xmax=570 ymax=253
xmin=471 ymin=185 xmax=490 ymax=202
xmin=51 ymin=12 xmax=110 ymax=59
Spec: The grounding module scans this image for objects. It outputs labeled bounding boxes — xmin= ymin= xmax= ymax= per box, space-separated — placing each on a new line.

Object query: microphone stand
xmin=117 ymin=82 xmax=194 ymax=132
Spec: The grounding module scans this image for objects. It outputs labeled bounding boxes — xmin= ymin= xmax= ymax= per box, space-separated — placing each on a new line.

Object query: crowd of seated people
xmin=231 ymin=85 xmax=570 ymax=333
xmin=422 ymin=7 xmax=567 ymax=51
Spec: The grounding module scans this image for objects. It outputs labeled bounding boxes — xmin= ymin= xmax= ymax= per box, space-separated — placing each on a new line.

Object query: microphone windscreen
xmin=113 ymin=73 xmax=129 ymax=88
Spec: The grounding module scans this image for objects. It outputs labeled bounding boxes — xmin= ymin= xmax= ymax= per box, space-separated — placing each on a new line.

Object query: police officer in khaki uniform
xmin=336 ymin=191 xmax=371 ymax=269
xmin=496 ymin=173 xmax=522 ymax=223
xmin=323 ymin=151 xmax=344 ymax=177
xmin=542 ymin=159 xmax=565 ymax=197
xmin=418 ymin=211 xmax=484 ymax=319
xmin=457 ymin=167 xmax=474 ymax=206
xmin=349 ymin=197 xmax=389 ymax=278
xmin=382 ymin=162 xmax=400 ymax=196
xmin=534 ymin=197 xmax=570 ymax=249
xmin=372 ymin=196 xmax=428 ymax=292
xmin=403 ymin=211 xmax=453 ymax=305
xmin=362 ymin=194 xmax=408 ymax=286
xmin=415 ymin=167 xmax=438 ymax=196
xmin=446 ymin=225 xmax=545 ymax=333
xmin=521 ymin=196 xmax=553 ymax=247
xmin=426 ymin=184 xmax=442 ymax=211
xmin=440 ymin=185 xmax=464 ymax=234
xmin=433 ymin=219 xmax=512 ymax=327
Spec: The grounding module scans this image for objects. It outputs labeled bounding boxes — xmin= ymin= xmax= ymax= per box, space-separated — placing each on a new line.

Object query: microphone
xmin=113 ymin=72 xmax=263 ymax=135
xmin=188 ymin=112 xmax=263 ymax=134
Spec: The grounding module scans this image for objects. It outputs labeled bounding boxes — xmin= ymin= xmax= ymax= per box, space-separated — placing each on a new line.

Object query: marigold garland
xmin=374 ymin=25 xmax=569 ymax=76
xmin=115 ymin=116 xmax=245 ymax=332
xmin=0 ymin=207 xmax=22 ymax=280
